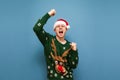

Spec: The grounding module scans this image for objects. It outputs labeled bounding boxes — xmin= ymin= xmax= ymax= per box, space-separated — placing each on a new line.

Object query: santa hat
xmin=53 ymin=19 xmax=70 ymax=30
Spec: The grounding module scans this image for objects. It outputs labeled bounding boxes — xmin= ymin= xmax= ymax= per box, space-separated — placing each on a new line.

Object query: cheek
xmin=54 ymin=28 xmax=59 ymax=33
xmin=63 ymin=28 xmax=67 ymax=32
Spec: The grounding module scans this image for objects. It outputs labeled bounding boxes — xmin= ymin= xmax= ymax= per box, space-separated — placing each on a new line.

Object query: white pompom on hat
xmin=53 ymin=19 xmax=70 ymax=30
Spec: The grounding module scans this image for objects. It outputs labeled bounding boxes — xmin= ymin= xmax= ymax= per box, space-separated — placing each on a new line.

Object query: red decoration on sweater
xmin=57 ymin=65 xmax=64 ymax=72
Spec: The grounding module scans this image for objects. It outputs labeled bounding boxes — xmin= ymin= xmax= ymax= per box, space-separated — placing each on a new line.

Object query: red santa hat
xmin=53 ymin=19 xmax=70 ymax=30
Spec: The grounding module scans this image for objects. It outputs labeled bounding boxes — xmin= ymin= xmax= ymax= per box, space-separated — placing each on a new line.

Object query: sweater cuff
xmin=46 ymin=13 xmax=51 ymax=19
xmin=40 ymin=13 xmax=51 ymax=25
xmin=71 ymin=49 xmax=78 ymax=53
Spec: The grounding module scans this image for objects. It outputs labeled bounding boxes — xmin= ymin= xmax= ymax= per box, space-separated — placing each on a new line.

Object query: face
xmin=54 ymin=24 xmax=67 ymax=38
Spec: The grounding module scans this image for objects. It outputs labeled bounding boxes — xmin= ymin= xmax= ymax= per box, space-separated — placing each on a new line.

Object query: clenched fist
xmin=70 ymin=42 xmax=77 ymax=51
xmin=48 ymin=9 xmax=56 ymax=16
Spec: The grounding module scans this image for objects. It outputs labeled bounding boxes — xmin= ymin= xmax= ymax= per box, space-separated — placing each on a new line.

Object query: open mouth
xmin=59 ymin=31 xmax=63 ymax=34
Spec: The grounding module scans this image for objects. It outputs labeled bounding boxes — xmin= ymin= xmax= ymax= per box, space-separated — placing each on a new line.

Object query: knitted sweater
xmin=33 ymin=13 xmax=79 ymax=80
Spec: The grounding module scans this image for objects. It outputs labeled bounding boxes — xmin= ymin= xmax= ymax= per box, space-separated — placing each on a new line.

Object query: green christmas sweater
xmin=33 ymin=13 xmax=79 ymax=80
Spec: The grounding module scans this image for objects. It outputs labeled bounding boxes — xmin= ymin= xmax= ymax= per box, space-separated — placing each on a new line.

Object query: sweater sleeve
xmin=67 ymin=50 xmax=79 ymax=69
xmin=33 ymin=13 xmax=51 ymax=46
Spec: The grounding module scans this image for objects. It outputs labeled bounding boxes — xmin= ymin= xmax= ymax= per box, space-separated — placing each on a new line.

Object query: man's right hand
xmin=48 ymin=9 xmax=56 ymax=16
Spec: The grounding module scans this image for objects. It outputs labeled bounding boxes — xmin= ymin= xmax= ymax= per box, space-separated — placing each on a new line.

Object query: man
xmin=33 ymin=9 xmax=79 ymax=80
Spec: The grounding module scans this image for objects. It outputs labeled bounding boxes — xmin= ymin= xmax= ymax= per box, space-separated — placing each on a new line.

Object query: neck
xmin=56 ymin=36 xmax=66 ymax=44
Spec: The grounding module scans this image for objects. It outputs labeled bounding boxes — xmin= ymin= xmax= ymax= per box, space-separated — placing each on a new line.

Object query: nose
xmin=59 ymin=25 xmax=62 ymax=28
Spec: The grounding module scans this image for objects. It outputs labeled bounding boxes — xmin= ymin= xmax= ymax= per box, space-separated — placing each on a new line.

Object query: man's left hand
xmin=70 ymin=42 xmax=77 ymax=51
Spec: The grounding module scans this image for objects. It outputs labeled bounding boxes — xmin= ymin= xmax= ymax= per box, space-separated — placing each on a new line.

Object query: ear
xmin=66 ymin=28 xmax=68 ymax=31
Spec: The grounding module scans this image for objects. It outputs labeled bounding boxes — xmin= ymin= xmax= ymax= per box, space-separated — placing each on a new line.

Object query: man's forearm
xmin=33 ymin=13 xmax=51 ymax=32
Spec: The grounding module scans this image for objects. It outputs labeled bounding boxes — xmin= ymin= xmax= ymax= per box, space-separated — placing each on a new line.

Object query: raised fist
xmin=48 ymin=9 xmax=56 ymax=16
xmin=70 ymin=42 xmax=77 ymax=51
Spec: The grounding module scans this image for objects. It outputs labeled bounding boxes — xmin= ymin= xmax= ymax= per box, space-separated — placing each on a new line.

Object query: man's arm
xmin=33 ymin=9 xmax=56 ymax=46
xmin=68 ymin=42 xmax=79 ymax=69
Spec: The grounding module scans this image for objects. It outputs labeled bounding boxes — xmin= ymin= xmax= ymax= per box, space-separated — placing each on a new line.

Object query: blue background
xmin=0 ymin=0 xmax=120 ymax=80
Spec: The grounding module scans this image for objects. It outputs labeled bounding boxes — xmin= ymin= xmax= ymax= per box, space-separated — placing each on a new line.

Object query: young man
xmin=33 ymin=9 xmax=79 ymax=80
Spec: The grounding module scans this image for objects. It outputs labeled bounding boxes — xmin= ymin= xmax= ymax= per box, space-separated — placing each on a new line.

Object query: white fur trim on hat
xmin=53 ymin=21 xmax=70 ymax=29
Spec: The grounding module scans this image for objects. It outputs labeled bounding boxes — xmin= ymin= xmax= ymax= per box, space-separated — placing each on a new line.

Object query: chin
xmin=58 ymin=36 xmax=64 ymax=38
xmin=57 ymin=35 xmax=64 ymax=38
